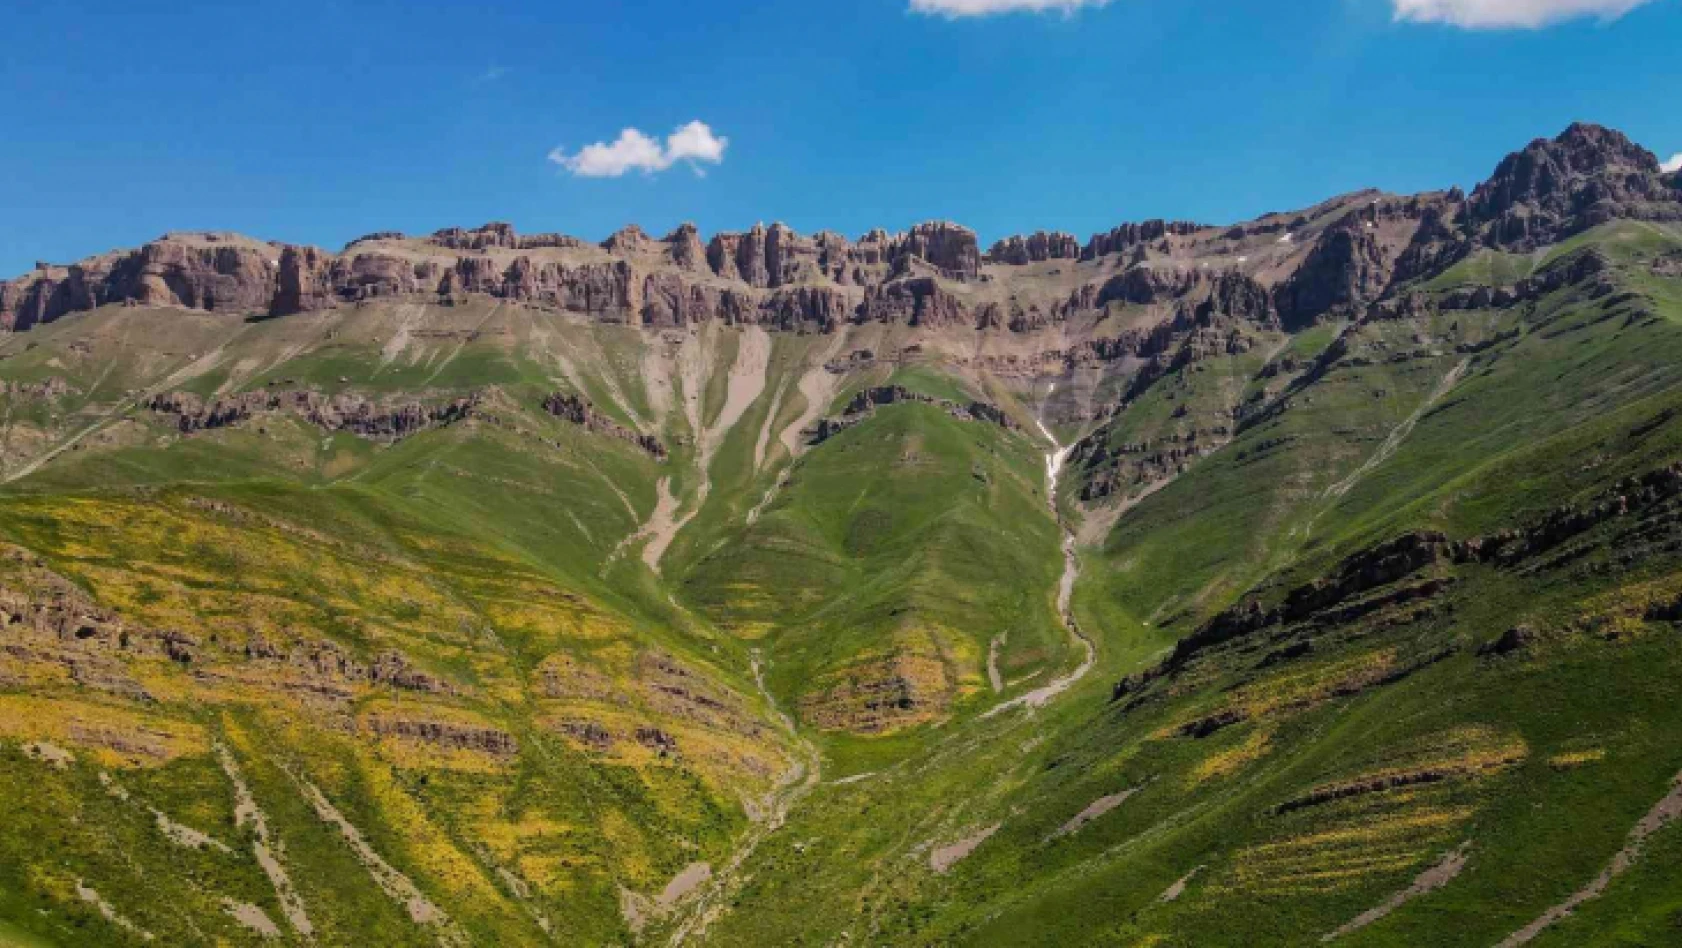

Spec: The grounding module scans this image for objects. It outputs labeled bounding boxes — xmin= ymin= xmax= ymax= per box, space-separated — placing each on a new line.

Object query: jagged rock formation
xmin=10 ymin=125 xmax=1675 ymax=341
xmin=1081 ymin=220 xmax=1204 ymax=261
xmin=809 ymin=386 xmax=1018 ymax=445
xmin=146 ymin=389 xmax=480 ymax=441
xmin=986 ymin=231 xmax=1081 ymax=265
xmin=541 ymin=392 xmax=667 ymax=458
xmin=361 ymin=716 xmax=518 ymax=757
xmin=1466 ymin=123 xmax=1682 ymax=251
xmin=2 ymin=233 xmax=281 ymax=330
xmin=0 ymin=377 xmax=77 ymax=400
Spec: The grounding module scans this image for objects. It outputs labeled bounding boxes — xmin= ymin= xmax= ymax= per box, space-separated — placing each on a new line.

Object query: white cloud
xmin=1391 ymin=0 xmax=1661 ymax=28
xmin=548 ymin=121 xmax=728 ymax=178
xmin=666 ymin=121 xmax=729 ymax=164
xmin=909 ymin=0 xmax=1112 ymax=16
xmin=1663 ymin=153 xmax=1682 ymax=174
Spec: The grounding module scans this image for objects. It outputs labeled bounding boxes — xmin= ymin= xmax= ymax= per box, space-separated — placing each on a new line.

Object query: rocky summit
xmin=5 ymin=123 xmax=1682 ymax=946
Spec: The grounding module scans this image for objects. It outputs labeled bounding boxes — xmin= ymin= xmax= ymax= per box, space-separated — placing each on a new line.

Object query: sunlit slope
xmin=1092 ymin=220 xmax=1682 ymax=628
xmin=680 ymin=401 xmax=1069 ymax=747
xmin=0 ymin=290 xmax=1085 ymax=945
xmin=0 ymin=480 xmax=800 ymax=945
xmin=0 ymin=302 xmax=827 ymax=945
xmin=4 ymin=209 xmax=1682 ymax=946
xmin=692 ymin=221 xmax=1682 ymax=947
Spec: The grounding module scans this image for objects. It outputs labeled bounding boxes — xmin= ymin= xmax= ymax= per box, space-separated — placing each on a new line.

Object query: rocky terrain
xmin=2 ymin=123 xmax=1682 ymax=946
xmin=8 ymin=124 xmax=1664 ymax=339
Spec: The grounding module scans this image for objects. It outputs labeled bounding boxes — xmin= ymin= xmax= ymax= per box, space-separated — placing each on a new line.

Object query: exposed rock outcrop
xmin=147 ymin=389 xmax=480 ymax=441
xmin=1155 ymin=460 xmax=1682 ymax=679
xmin=362 ymin=715 xmax=517 ymax=757
xmin=896 ymin=221 xmax=981 ymax=279
xmin=1275 ymin=216 xmax=1395 ymax=328
xmin=809 ymin=386 xmax=1018 ymax=445
xmin=271 ymin=245 xmax=338 ymax=316
xmin=1081 ymin=220 xmax=1203 ymax=261
xmin=860 ymin=277 xmax=970 ymax=327
xmin=6 ymin=124 xmax=1675 ymax=341
xmin=426 ymin=222 xmax=584 ymax=252
xmin=540 ymin=392 xmax=666 ymax=458
xmin=2 ymin=233 xmax=281 ymax=329
xmin=987 ymin=231 xmax=1081 ymax=265
xmin=0 ymin=546 xmax=454 ymax=700
xmin=1466 ymin=123 xmax=1682 ymax=251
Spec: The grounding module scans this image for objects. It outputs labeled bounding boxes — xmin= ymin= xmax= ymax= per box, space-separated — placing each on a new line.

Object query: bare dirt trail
xmin=1322 ymin=842 xmax=1470 ymax=942
xmin=1159 ymin=866 xmax=1204 ymax=903
xmin=622 ymin=477 xmax=685 ymax=571
xmin=549 ymin=326 xmax=652 ymax=435
xmin=420 ymin=303 xmax=501 ymax=388
xmin=75 ymin=881 xmax=151 ymax=941
xmin=752 ymin=377 xmax=789 ymax=474
xmin=1324 ymin=357 xmax=1469 ymax=504
xmin=930 ymin=824 xmax=1002 ymax=873
xmin=294 ymin=774 xmax=466 ymax=947
xmin=641 ymin=339 xmax=677 ymax=430
xmin=214 ymin=743 xmax=315 ymax=939
xmin=737 ymin=332 xmax=852 ymax=530
xmin=986 ymin=390 xmax=1095 ymax=718
xmin=744 ymin=468 xmax=789 ymax=527
xmin=1498 ymin=772 xmax=1682 ymax=946
xmin=1050 ymin=788 xmax=1139 ymax=840
xmin=375 ymin=303 xmax=427 ymax=374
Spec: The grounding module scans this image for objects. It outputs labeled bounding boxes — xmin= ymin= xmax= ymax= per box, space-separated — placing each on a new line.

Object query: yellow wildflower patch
xmin=0 ymin=694 xmax=205 ymax=768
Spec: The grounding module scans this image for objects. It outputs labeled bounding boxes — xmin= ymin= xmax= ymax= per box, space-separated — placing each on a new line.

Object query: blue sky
xmin=2 ymin=0 xmax=1680 ymax=274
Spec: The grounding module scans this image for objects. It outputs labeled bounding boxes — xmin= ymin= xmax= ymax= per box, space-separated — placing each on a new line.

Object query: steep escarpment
xmin=0 ymin=127 xmax=1653 ymax=387
xmin=10 ymin=124 xmax=1670 ymax=343
xmin=0 ymin=232 xmax=281 ymax=330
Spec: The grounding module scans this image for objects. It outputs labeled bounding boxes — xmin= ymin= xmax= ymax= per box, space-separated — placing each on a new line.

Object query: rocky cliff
xmin=6 ymin=124 xmax=1678 ymax=339
xmin=1465 ymin=123 xmax=1682 ymax=251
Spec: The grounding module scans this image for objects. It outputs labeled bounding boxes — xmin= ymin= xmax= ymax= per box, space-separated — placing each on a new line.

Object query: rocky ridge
xmin=541 ymin=393 xmax=667 ymax=458
xmin=808 ymin=386 xmax=1019 ymax=445
xmin=8 ymin=125 xmax=1673 ymax=340
xmin=145 ymin=389 xmax=481 ymax=442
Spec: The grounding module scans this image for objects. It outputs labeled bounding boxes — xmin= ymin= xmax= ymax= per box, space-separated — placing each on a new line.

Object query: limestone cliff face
xmin=6 ymin=124 xmax=1678 ymax=335
xmin=272 ymin=245 xmax=337 ymax=316
xmin=1080 ymin=220 xmax=1202 ymax=261
xmin=987 ymin=230 xmax=1081 ymax=265
xmin=2 ymin=233 xmax=281 ymax=330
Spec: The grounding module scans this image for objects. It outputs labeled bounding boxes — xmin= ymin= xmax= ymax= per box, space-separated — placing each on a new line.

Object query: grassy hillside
xmin=2 ymin=217 xmax=1682 ymax=945
xmin=687 ymin=222 xmax=1682 ymax=945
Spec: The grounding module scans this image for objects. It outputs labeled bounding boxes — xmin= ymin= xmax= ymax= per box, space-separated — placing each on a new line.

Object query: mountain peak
xmin=1466 ymin=122 xmax=1678 ymax=250
xmin=1550 ymin=121 xmax=1661 ymax=172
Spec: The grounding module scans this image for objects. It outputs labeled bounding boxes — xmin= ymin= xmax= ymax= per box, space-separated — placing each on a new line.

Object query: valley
xmin=1 ymin=122 xmax=1682 ymax=945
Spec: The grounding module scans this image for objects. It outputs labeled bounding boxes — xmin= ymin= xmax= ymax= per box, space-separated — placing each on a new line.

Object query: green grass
xmin=3 ymin=219 xmax=1682 ymax=945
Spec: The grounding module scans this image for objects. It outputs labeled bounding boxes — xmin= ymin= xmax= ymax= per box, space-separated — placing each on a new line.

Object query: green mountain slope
xmin=3 ymin=124 xmax=1682 ymax=946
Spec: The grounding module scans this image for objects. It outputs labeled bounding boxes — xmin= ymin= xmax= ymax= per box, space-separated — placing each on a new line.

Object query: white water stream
xmin=986 ymin=384 xmax=1095 ymax=716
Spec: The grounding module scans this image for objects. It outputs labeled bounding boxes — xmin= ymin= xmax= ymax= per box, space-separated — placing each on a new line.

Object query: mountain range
xmin=2 ymin=122 xmax=1682 ymax=946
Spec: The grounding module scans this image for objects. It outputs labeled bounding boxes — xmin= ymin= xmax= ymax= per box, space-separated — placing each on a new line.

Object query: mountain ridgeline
xmin=3 ymin=123 xmax=1682 ymax=946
